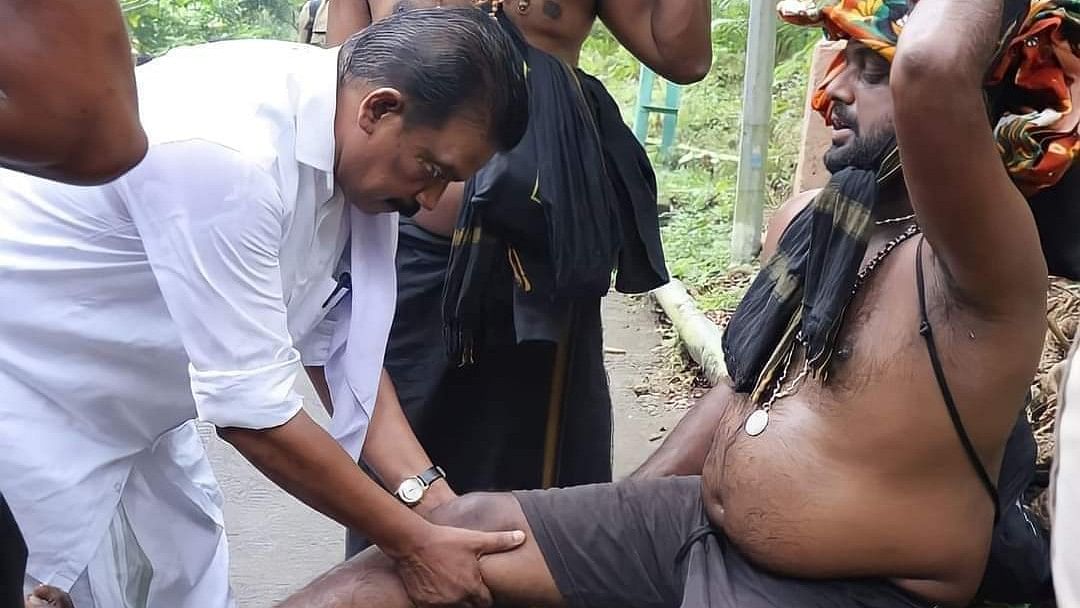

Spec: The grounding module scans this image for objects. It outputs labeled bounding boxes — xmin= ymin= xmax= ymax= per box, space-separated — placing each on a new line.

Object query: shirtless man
xmin=0 ymin=0 xmax=146 ymax=184
xmin=277 ymin=0 xmax=1070 ymax=605
xmin=330 ymin=0 xmax=710 ymax=81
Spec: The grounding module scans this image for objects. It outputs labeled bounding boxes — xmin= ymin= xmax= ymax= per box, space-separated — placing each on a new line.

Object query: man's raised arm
xmin=598 ymin=0 xmax=713 ymax=84
xmin=0 ymin=0 xmax=146 ymax=184
xmin=891 ymin=0 xmax=1047 ymax=311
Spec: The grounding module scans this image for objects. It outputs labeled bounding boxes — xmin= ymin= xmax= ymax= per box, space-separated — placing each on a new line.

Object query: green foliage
xmin=121 ymin=0 xmax=297 ymax=56
xmin=581 ymin=0 xmax=820 ymax=314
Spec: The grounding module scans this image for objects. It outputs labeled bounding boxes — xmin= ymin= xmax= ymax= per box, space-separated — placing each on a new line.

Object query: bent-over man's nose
xmin=416 ymin=181 xmax=449 ymax=211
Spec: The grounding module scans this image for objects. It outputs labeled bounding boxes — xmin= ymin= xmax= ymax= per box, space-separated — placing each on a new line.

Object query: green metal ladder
xmin=633 ymin=64 xmax=683 ymax=161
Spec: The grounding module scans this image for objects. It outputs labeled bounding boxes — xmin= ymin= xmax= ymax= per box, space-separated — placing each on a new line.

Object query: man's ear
xmin=357 ymin=87 xmax=406 ymax=135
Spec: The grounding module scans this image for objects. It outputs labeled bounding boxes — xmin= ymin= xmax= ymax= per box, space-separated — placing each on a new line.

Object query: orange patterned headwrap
xmin=779 ymin=0 xmax=1080 ymax=194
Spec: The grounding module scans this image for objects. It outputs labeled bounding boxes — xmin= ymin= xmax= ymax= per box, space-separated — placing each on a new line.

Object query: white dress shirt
xmin=0 ymin=40 xmax=397 ymax=590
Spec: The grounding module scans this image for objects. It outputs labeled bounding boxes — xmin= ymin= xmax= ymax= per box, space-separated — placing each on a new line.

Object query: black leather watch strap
xmin=418 ymin=465 xmax=446 ymax=487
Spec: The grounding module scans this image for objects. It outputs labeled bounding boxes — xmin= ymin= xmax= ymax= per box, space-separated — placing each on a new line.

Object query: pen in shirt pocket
xmin=322 ymin=271 xmax=351 ymax=308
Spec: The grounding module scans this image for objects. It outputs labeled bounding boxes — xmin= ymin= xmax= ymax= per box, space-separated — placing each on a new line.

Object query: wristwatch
xmin=394 ymin=465 xmax=446 ymax=507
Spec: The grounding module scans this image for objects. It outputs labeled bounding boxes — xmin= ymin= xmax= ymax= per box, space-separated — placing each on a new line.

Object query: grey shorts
xmin=513 ymin=476 xmax=934 ymax=608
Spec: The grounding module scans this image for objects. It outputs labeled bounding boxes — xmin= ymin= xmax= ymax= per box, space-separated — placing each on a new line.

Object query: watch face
xmin=398 ymin=478 xmax=425 ymax=504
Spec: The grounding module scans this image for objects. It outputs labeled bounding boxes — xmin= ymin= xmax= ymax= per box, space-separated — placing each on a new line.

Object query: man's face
xmin=822 ymin=41 xmax=896 ymax=173
xmin=334 ymin=87 xmax=496 ymax=215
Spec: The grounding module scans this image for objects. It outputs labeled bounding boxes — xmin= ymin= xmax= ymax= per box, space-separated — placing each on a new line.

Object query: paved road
xmin=206 ymin=293 xmax=683 ymax=606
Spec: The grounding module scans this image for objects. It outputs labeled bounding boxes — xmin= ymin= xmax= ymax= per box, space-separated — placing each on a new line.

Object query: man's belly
xmin=701 ymin=392 xmax=996 ymax=604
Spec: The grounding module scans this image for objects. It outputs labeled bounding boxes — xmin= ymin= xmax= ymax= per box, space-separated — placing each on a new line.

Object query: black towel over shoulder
xmin=442 ymin=10 xmax=667 ymax=364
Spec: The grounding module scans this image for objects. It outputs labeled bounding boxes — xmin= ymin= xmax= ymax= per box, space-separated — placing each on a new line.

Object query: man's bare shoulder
xmin=517 ymin=0 xmax=598 ymax=20
xmin=508 ymin=0 xmax=597 ymax=58
xmin=761 ymin=189 xmax=819 ymax=261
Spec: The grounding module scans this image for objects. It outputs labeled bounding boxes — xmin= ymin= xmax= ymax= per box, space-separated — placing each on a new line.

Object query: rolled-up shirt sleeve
xmin=120 ymin=140 xmax=303 ymax=429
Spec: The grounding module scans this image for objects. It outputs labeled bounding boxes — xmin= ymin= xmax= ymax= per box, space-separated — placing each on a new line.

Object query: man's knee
xmin=429 ymin=492 xmax=526 ymax=533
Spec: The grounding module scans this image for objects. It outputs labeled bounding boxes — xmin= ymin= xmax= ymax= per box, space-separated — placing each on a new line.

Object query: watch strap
xmin=417 ymin=465 xmax=446 ymax=487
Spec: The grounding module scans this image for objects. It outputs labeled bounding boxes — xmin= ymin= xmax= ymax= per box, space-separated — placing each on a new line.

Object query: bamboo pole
xmin=652 ymin=280 xmax=729 ymax=387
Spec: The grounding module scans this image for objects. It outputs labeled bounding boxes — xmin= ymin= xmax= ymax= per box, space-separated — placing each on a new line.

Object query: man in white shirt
xmin=0 ymin=8 xmax=529 ymax=608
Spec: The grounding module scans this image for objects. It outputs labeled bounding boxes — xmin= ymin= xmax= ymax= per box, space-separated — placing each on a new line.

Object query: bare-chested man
xmin=329 ymin=0 xmax=710 ymax=83
xmin=0 ymin=0 xmax=146 ymax=184
xmin=277 ymin=0 xmax=1077 ymax=605
xmin=322 ymin=0 xmax=711 ymax=560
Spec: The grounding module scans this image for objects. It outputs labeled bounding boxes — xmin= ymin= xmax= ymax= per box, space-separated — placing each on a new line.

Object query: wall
xmin=793 ymin=40 xmax=845 ymax=194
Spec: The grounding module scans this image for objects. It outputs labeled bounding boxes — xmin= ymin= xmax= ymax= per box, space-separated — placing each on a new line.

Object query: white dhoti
xmin=10 ymin=422 xmax=235 ymax=608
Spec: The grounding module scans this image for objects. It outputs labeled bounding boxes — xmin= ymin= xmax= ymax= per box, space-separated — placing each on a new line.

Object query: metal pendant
xmin=744 ymin=409 xmax=769 ymax=437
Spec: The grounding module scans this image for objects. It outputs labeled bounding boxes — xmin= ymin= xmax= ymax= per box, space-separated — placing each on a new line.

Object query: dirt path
xmin=605 ymin=293 xmax=689 ymax=476
xmin=206 ymin=292 xmax=682 ymax=606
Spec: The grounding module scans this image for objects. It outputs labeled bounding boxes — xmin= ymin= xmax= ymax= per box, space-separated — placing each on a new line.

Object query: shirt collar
xmin=294 ymin=45 xmax=341 ymax=190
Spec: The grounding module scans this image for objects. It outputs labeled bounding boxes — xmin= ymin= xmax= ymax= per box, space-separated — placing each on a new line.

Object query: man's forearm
xmin=326 ymin=0 xmax=372 ymax=46
xmin=219 ymin=410 xmax=427 ymax=558
xmin=362 ymin=371 xmax=455 ymax=509
xmin=602 ymin=0 xmax=712 ymax=84
xmin=304 ymin=367 xmax=452 ymax=507
xmin=650 ymin=0 xmax=712 ymax=82
xmin=631 ymin=385 xmax=731 ymax=478
xmin=363 ymin=371 xmax=437 ymax=486
xmin=892 ymin=0 xmax=999 ymax=84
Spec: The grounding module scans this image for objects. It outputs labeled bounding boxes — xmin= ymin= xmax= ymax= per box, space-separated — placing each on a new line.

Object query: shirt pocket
xmin=287 ymin=273 xmax=345 ymax=344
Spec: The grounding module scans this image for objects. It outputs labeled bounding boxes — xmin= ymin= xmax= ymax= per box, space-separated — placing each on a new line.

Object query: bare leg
xmin=276 ymin=551 xmax=409 ymax=608
xmin=277 ymin=493 xmax=565 ymax=608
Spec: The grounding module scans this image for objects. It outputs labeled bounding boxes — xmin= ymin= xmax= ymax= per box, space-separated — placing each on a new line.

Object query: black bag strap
xmin=916 ymin=237 xmax=1001 ymax=524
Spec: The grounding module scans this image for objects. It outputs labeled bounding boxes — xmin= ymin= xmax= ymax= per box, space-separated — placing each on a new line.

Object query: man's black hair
xmin=338 ymin=7 xmax=529 ymax=152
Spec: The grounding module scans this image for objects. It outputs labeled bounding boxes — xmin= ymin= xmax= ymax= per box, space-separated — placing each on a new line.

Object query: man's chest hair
xmin=814 ymin=261 xmax=968 ymax=394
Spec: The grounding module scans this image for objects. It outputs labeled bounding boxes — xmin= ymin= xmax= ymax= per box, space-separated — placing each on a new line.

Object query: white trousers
xmin=25 ymin=423 xmax=236 ymax=608
xmin=1054 ymin=340 xmax=1080 ymax=608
